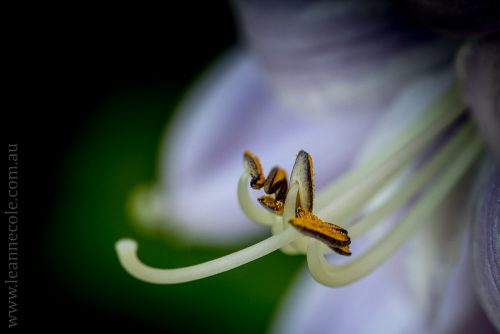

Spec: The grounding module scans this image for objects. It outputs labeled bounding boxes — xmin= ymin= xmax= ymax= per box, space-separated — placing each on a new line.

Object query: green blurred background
xmin=6 ymin=2 xmax=304 ymax=332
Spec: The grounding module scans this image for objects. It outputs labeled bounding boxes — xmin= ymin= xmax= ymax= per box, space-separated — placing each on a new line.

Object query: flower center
xmin=243 ymin=149 xmax=352 ymax=256
xmin=115 ymin=85 xmax=483 ymax=286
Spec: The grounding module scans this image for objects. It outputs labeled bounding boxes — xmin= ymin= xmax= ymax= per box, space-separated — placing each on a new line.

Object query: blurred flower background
xmin=7 ymin=0 xmax=498 ymax=332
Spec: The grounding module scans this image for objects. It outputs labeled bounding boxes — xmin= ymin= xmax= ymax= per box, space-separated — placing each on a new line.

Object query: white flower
xmin=115 ymin=0 xmax=498 ymax=332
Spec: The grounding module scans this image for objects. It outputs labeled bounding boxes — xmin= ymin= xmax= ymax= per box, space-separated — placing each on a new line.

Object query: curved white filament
xmin=117 ymin=84 xmax=479 ymax=288
xmin=316 ymin=86 xmax=464 ymax=212
xmin=283 ymin=183 xmax=299 ymax=224
xmin=317 ymin=105 xmax=465 ymax=224
xmin=115 ymin=227 xmax=300 ymax=284
xmin=307 ymin=134 xmax=483 ymax=287
xmin=237 ymin=173 xmax=276 ymax=226
xmin=349 ymin=122 xmax=473 ymax=239
xmin=275 ymin=183 xmax=306 ymax=254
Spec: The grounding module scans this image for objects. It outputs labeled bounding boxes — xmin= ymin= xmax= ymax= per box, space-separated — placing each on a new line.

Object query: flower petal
xmin=232 ymin=0 xmax=459 ymax=115
xmin=271 ymin=238 xmax=496 ymax=333
xmin=402 ymin=164 xmax=496 ymax=333
xmin=471 ymin=160 xmax=500 ymax=331
xmin=271 ymin=254 xmax=419 ymax=334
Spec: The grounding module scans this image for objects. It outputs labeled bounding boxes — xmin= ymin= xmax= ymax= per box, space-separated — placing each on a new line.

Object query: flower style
xmin=115 ymin=0 xmax=499 ymax=332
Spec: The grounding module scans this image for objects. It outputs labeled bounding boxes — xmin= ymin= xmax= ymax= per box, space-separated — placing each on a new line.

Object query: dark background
xmin=5 ymin=2 xmax=241 ymax=330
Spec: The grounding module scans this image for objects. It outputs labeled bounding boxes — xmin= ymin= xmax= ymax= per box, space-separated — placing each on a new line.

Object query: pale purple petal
xmin=271 ymin=252 xmax=419 ymax=334
xmin=403 ymin=169 xmax=496 ymax=333
xmin=272 ymin=230 xmax=496 ymax=333
xmin=471 ymin=161 xmax=500 ymax=331
xmin=232 ymin=0 xmax=458 ymax=115
xmin=280 ymin=179 xmax=493 ymax=333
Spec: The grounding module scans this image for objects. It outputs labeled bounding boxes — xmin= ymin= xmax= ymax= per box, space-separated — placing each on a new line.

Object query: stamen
xmin=237 ymin=173 xmax=276 ymax=226
xmin=259 ymin=166 xmax=288 ymax=215
xmin=330 ymin=245 xmax=352 ymax=256
xmin=264 ymin=167 xmax=288 ymax=200
xmin=243 ymin=150 xmax=266 ymax=189
xmin=276 ymin=183 xmax=308 ymax=254
xmin=115 ymin=227 xmax=301 ymax=284
xmin=317 ymin=105 xmax=467 ymax=225
xmin=117 ymin=84 xmax=478 ymax=287
xmin=258 ymin=196 xmax=284 ymax=215
xmin=271 ymin=104 xmax=472 ymax=258
xmin=289 ymin=207 xmax=351 ymax=256
xmin=307 ymin=132 xmax=483 ymax=287
xmin=290 ymin=150 xmax=314 ymax=212
xmin=315 ymin=86 xmax=464 ymax=211
xmin=349 ymin=122 xmax=474 ymax=239
xmin=244 ymin=151 xmax=290 ymax=215
xmin=282 ymin=184 xmax=300 ymax=224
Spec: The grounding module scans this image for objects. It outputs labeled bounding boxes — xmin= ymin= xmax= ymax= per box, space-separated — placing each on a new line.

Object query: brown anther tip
xmin=243 ymin=150 xmax=266 ymax=189
xmin=290 ymin=150 xmax=314 ymax=212
xmin=289 ymin=208 xmax=351 ymax=255
xmin=264 ymin=166 xmax=288 ymax=200
xmin=331 ymin=245 xmax=352 ymax=256
xmin=258 ymin=195 xmax=284 ymax=215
